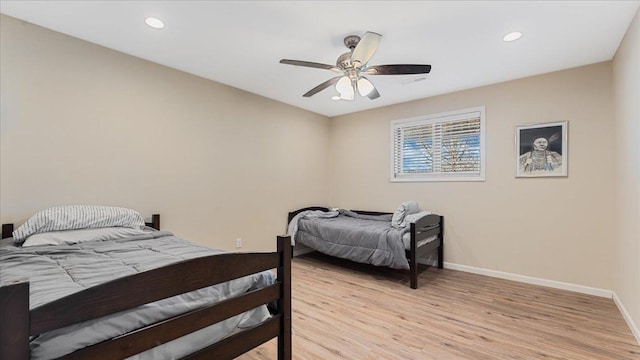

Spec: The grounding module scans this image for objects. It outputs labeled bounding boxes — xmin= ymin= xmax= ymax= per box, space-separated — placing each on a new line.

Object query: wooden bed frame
xmin=288 ymin=207 xmax=443 ymax=289
xmin=0 ymin=215 xmax=292 ymax=360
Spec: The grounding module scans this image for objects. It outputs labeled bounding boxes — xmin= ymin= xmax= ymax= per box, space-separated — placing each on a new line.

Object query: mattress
xmin=296 ymin=213 xmax=411 ymax=270
xmin=0 ymin=231 xmax=274 ymax=359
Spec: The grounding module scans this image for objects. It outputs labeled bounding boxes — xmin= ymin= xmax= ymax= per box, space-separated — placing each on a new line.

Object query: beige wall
xmin=330 ymin=63 xmax=615 ymax=290
xmin=613 ymin=8 xmax=640 ymax=338
xmin=0 ymin=15 xmax=331 ymax=251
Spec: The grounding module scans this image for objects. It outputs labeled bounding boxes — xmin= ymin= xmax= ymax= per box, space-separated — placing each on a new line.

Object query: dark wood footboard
xmin=0 ymin=217 xmax=291 ymax=360
xmin=406 ymin=214 xmax=444 ymax=289
xmin=288 ymin=206 xmax=444 ymax=289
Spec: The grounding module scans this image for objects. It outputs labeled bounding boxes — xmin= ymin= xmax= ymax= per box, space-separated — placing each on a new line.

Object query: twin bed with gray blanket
xmin=288 ymin=207 xmax=443 ymax=289
xmin=0 ymin=215 xmax=291 ymax=359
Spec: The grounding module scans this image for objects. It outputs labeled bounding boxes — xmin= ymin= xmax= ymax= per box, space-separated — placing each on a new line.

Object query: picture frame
xmin=515 ymin=121 xmax=567 ymax=177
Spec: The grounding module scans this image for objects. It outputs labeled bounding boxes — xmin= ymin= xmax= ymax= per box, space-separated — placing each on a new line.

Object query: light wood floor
xmin=240 ymin=252 xmax=640 ymax=359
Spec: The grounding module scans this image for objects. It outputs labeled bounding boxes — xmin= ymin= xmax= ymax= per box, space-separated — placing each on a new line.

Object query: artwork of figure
xmin=516 ymin=122 xmax=567 ymax=177
xmin=519 ymin=136 xmax=562 ymax=173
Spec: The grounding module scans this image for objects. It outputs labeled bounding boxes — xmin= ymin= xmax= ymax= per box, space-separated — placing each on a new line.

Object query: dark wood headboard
xmin=146 ymin=214 xmax=161 ymax=231
xmin=2 ymin=214 xmax=161 ymax=239
xmin=287 ymin=207 xmax=330 ymax=224
xmin=1 ymin=224 xmax=13 ymax=240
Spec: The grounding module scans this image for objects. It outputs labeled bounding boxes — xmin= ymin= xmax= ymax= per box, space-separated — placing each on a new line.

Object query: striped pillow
xmin=13 ymin=205 xmax=146 ymax=244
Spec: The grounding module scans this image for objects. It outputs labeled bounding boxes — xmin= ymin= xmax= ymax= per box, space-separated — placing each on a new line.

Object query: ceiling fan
xmin=280 ymin=31 xmax=431 ymax=101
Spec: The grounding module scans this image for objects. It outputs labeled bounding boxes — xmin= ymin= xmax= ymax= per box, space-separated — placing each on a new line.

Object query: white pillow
xmin=404 ymin=211 xmax=432 ymax=225
xmin=391 ymin=201 xmax=420 ymax=228
xmin=13 ymin=205 xmax=146 ymax=244
xmin=22 ymin=227 xmax=153 ymax=247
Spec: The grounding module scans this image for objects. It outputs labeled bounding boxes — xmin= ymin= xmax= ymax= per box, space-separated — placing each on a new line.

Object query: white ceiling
xmin=1 ymin=1 xmax=638 ymax=117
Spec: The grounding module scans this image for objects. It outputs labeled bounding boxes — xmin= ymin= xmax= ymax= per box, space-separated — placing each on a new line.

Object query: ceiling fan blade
xmin=351 ymin=31 xmax=382 ymax=68
xmin=364 ymin=64 xmax=431 ymax=75
xmin=280 ymin=59 xmax=341 ymax=72
xmin=303 ymin=76 xmax=342 ymax=97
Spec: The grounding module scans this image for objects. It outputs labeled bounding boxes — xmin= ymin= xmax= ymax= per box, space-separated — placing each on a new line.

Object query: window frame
xmin=390 ymin=106 xmax=486 ymax=182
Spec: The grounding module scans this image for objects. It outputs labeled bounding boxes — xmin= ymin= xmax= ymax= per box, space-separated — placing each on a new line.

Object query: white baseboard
xmin=443 ymin=262 xmax=613 ymax=298
xmin=613 ymin=292 xmax=640 ymax=345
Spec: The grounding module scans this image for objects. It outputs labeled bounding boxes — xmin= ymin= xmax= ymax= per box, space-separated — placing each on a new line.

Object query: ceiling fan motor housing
xmin=343 ymin=35 xmax=361 ymax=49
xmin=337 ymin=52 xmax=353 ymax=69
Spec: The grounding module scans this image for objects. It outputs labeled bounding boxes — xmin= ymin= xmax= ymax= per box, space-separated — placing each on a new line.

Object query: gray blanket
xmin=0 ymin=231 xmax=274 ymax=359
xmin=294 ymin=210 xmax=410 ymax=270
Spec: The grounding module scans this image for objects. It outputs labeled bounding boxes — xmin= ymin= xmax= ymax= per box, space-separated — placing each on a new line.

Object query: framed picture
xmin=515 ymin=121 xmax=567 ymax=177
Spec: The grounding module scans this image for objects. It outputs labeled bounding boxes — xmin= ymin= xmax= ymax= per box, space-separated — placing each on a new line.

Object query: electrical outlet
xmin=236 ymin=238 xmax=242 ymax=248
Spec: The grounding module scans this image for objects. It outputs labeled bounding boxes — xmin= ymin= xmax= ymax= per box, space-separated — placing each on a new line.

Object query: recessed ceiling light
xmin=145 ymin=17 xmax=164 ymax=29
xmin=503 ymin=31 xmax=522 ymax=42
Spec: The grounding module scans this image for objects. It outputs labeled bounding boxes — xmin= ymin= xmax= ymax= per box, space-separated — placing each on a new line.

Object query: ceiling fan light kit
xmin=357 ymin=77 xmax=375 ymax=96
xmin=336 ymin=76 xmax=355 ymax=100
xmin=280 ymin=31 xmax=431 ymax=101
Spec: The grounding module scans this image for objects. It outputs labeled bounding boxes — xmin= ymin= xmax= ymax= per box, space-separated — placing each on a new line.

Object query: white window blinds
xmin=391 ymin=107 xmax=485 ymax=182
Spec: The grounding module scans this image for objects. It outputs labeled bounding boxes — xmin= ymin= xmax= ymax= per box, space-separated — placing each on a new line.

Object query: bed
xmin=288 ymin=206 xmax=443 ymax=289
xmin=0 ymin=206 xmax=291 ymax=360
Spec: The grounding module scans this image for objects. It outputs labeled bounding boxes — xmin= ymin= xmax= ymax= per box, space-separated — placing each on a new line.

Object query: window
xmin=391 ymin=106 xmax=485 ymax=182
